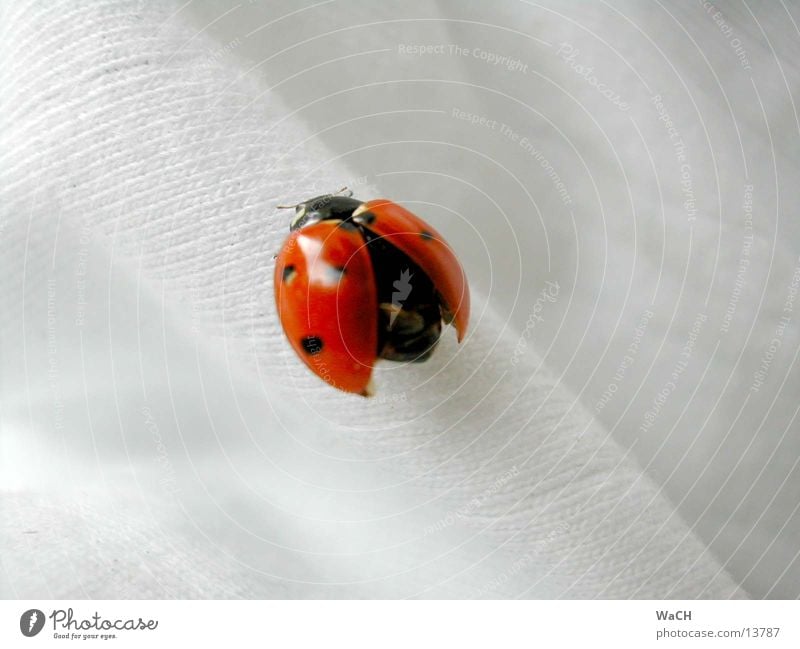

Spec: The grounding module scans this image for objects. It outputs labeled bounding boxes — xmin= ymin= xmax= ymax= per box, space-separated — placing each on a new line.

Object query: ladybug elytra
xmin=274 ymin=191 xmax=469 ymax=396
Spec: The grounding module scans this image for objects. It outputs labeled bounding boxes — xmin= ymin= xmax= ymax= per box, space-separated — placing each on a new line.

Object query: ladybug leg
xmin=380 ymin=303 xmax=425 ymax=336
xmin=379 ymin=303 xmax=442 ymax=363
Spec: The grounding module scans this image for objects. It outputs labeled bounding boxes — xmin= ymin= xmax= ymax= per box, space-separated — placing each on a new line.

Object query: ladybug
xmin=273 ymin=190 xmax=470 ymax=396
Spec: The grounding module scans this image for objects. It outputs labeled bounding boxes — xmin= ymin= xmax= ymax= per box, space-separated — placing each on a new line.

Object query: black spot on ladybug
xmin=301 ymin=336 xmax=324 ymax=355
xmin=358 ymin=211 xmax=376 ymax=225
xmin=282 ymin=265 xmax=297 ymax=284
xmin=420 ymin=230 xmax=434 ymax=241
xmin=337 ymin=220 xmax=358 ymax=232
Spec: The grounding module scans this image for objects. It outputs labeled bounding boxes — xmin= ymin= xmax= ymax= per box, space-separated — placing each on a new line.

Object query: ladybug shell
xmin=353 ymin=199 xmax=470 ymax=341
xmin=274 ymin=220 xmax=377 ymax=395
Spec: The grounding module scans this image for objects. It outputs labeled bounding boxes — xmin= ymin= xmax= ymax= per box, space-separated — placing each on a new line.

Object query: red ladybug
xmin=274 ymin=190 xmax=470 ymax=396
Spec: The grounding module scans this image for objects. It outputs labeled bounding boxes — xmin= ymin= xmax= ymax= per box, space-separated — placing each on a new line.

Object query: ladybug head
xmin=283 ymin=189 xmax=363 ymax=231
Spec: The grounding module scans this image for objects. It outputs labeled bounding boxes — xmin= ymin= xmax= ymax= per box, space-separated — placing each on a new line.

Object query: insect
xmin=273 ymin=190 xmax=470 ymax=396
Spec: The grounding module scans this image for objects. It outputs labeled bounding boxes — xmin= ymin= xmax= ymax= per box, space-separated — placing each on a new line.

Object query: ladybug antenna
xmin=276 ymin=202 xmax=298 ymax=209
xmin=334 ymin=186 xmax=353 ymax=198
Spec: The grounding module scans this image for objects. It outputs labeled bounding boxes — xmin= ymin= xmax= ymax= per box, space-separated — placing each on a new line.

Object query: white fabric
xmin=4 ymin=0 xmax=796 ymax=598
